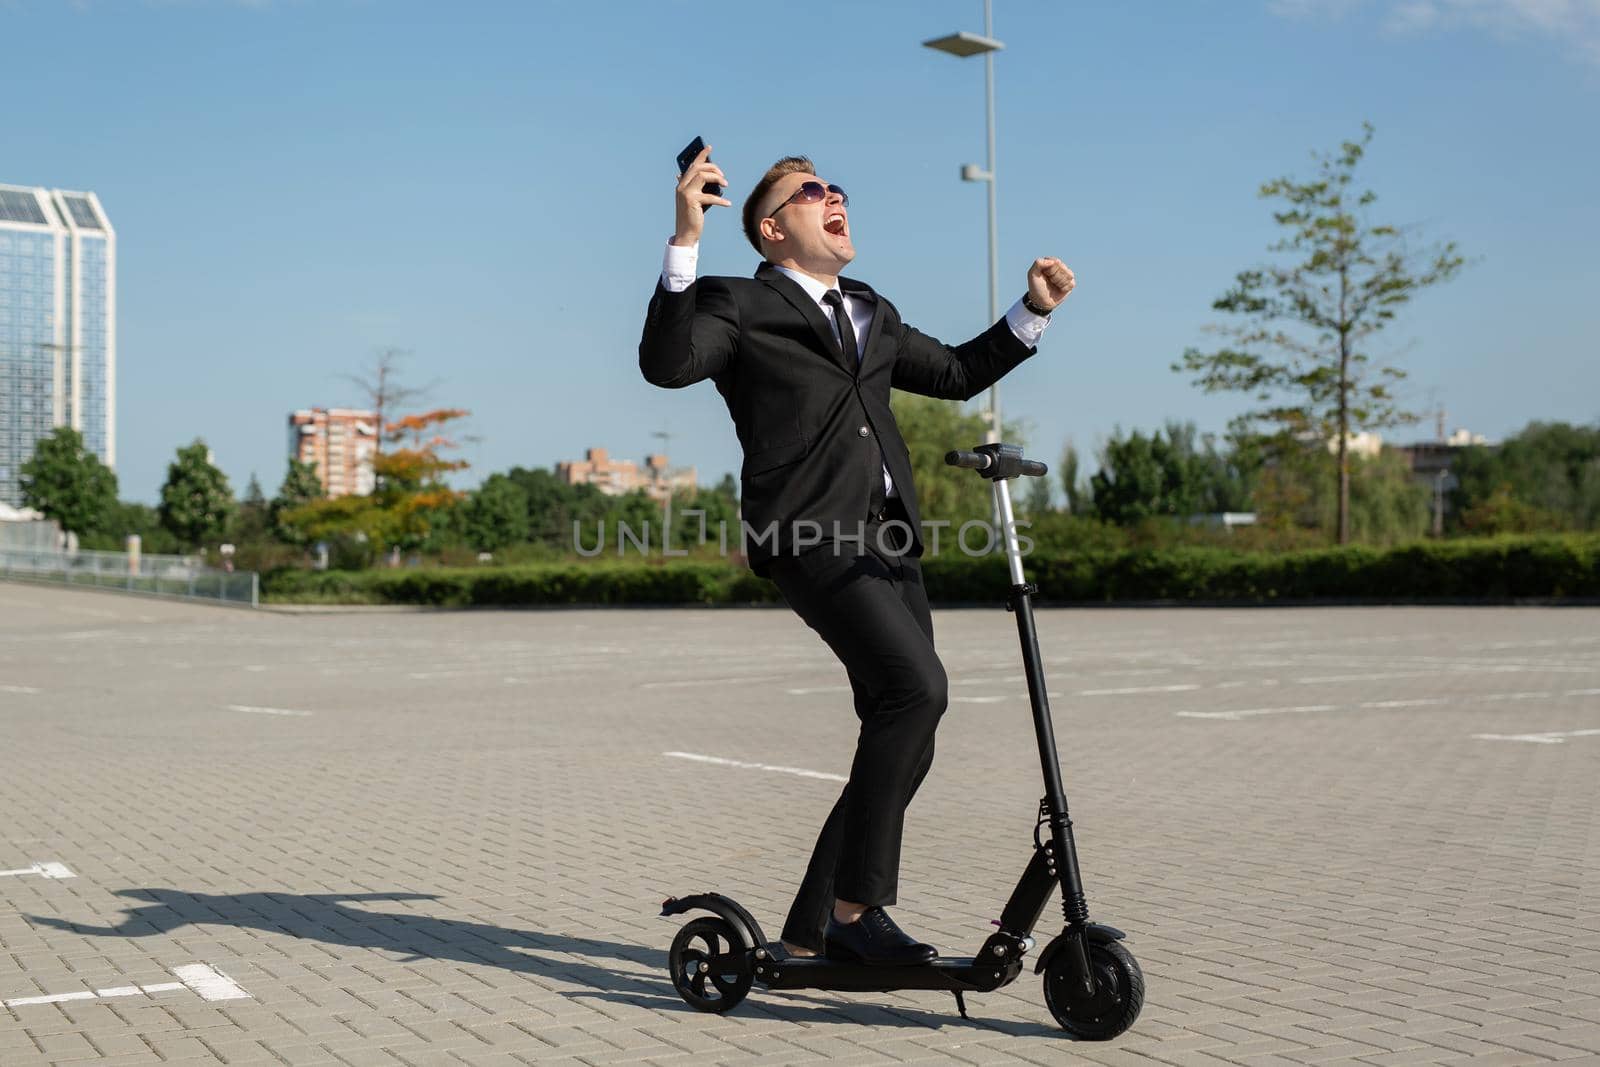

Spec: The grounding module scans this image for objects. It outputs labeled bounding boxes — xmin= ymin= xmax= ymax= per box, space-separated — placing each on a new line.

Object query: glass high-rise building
xmin=0 ymin=184 xmax=116 ymax=508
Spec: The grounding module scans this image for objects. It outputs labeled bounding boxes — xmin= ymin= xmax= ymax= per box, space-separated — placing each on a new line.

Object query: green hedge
xmin=263 ymin=561 xmax=784 ymax=607
xmin=262 ymin=535 xmax=1600 ymax=606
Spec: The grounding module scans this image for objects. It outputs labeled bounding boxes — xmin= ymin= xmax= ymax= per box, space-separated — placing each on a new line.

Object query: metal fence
xmin=0 ymin=548 xmax=258 ymax=608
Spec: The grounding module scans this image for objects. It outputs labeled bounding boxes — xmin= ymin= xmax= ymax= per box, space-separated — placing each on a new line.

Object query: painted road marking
xmin=951 ymin=695 xmax=1007 ymax=704
xmin=1078 ymin=684 xmax=1202 ymax=697
xmin=664 ymin=751 xmax=847 ymax=783
xmin=171 ymin=963 xmax=251 ymax=1002
xmin=641 ymin=674 xmax=787 ymax=690
xmin=1178 ymin=704 xmax=1337 ymax=721
xmin=1473 ymin=729 xmax=1600 ymax=744
xmin=3 ymin=991 xmax=97 ymax=1007
xmin=1 ymin=684 xmax=41 ymax=695
xmin=3 ymin=967 xmax=246 ymax=1009
xmin=226 ymin=704 xmax=313 ymax=717
xmin=1179 ymin=687 xmax=1600 ymax=722
xmin=0 ymin=861 xmax=75 ymax=879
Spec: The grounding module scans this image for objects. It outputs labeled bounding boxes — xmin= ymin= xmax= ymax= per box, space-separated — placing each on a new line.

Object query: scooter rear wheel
xmin=668 ymin=917 xmax=752 ymax=1013
xmin=1043 ymin=938 xmax=1144 ymax=1039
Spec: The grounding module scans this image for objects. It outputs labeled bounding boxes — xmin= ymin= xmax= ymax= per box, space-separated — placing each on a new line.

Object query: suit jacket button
xmin=858 ymin=425 xmax=870 ymax=437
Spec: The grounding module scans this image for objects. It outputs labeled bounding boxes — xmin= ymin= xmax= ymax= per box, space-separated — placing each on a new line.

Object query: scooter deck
xmin=752 ymin=944 xmax=1023 ymax=993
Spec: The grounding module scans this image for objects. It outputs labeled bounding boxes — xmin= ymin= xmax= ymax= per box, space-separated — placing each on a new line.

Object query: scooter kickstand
xmin=952 ymin=990 xmax=969 ymax=1020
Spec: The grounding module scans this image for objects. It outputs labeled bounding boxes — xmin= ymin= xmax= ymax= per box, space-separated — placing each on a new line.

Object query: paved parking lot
xmin=2 ymin=582 xmax=1599 ymax=1065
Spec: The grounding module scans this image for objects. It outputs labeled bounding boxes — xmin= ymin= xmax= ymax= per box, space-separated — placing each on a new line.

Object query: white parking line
xmin=1 ymin=684 xmax=41 ymax=695
xmin=641 ymin=674 xmax=787 ymax=690
xmin=1361 ymin=698 xmax=1450 ymax=709
xmin=0 ymin=861 xmax=75 ymax=880
xmin=1178 ymin=704 xmax=1336 ymax=721
xmin=1078 ymin=684 xmax=1202 ymax=696
xmin=664 ymin=751 xmax=846 ymax=782
xmin=3 ymin=990 xmax=97 ymax=1007
xmin=225 ymin=704 xmax=313 ymax=717
xmin=1179 ymin=687 xmax=1600 ymax=722
xmin=3 ymin=966 xmax=246 ymax=1009
xmin=171 ymin=963 xmax=251 ymax=1002
xmin=1473 ymin=729 xmax=1600 ymax=745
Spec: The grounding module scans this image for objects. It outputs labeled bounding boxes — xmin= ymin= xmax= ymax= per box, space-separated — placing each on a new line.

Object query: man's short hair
xmin=742 ymin=155 xmax=814 ymax=256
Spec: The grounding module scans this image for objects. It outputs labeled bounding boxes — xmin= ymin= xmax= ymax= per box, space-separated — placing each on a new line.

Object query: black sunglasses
xmin=768 ymin=180 xmax=848 ymax=217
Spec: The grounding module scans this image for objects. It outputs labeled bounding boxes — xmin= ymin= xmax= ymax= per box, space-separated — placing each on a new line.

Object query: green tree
xmin=158 ymin=439 xmax=236 ymax=549
xmin=890 ymin=393 xmax=998 ymax=526
xmin=462 ymin=473 xmax=531 ymax=551
xmin=1059 ymin=443 xmax=1088 ymax=514
xmin=229 ymin=474 xmax=273 ymax=545
xmin=283 ymin=408 xmax=469 ymax=556
xmin=271 ymin=458 xmax=325 ymax=544
xmin=1174 ymin=124 xmax=1466 ymax=543
xmin=1458 ymin=483 xmax=1566 ymax=536
xmin=81 ymin=501 xmax=181 ymax=554
xmin=1255 ymin=444 xmax=1429 ymax=545
xmin=505 ymin=466 xmax=582 ymax=547
xmin=1021 ymin=475 xmax=1053 ymax=518
xmin=665 ymin=478 xmax=741 ymax=554
xmin=1450 ymin=422 xmax=1600 ymax=531
xmin=1088 ymin=421 xmax=1251 ymax=524
xmin=18 ymin=427 xmax=118 ymax=538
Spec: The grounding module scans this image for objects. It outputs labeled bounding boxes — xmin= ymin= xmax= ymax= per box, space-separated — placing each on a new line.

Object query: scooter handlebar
xmin=944 ymin=449 xmax=1050 ymax=478
xmin=944 ymin=449 xmax=992 ymax=471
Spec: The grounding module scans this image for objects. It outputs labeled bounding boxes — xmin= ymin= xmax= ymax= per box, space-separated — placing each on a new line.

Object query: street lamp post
xmin=653 ymin=428 xmax=674 ymax=551
xmin=924 ymin=1 xmax=1004 ymax=444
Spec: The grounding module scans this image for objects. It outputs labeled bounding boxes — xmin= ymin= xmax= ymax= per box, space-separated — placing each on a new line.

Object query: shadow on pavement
xmin=26 ymin=888 xmax=1060 ymax=1034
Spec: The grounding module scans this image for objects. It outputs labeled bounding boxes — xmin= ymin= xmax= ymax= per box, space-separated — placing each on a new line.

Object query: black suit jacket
xmin=639 ymin=262 xmax=1035 ymax=574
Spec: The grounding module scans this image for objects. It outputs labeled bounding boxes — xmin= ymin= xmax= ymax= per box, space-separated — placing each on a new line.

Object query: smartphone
xmin=676 ymin=136 xmax=724 ymax=204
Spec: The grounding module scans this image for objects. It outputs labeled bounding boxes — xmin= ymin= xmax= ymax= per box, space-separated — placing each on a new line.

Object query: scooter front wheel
xmin=1043 ymin=938 xmax=1144 ymax=1039
xmin=669 ymin=916 xmax=753 ymax=1013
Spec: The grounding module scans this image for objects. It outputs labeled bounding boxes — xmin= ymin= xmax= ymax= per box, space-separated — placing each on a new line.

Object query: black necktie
xmin=822 ymin=290 xmax=858 ymax=363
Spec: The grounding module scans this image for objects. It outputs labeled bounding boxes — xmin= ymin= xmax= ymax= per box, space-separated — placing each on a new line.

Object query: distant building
xmin=1397 ymin=427 xmax=1492 ymax=532
xmin=557 ymin=447 xmax=696 ymax=502
xmin=1397 ymin=427 xmax=1490 ymax=484
xmin=0 ymin=184 xmax=116 ymax=508
xmin=288 ymin=408 xmax=377 ymax=498
xmin=1325 ymin=431 xmax=1385 ymax=459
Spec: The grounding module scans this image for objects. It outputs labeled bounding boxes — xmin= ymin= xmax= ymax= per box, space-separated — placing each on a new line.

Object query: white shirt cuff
xmin=661 ymin=241 xmax=699 ymax=293
xmin=1005 ymin=298 xmax=1051 ymax=347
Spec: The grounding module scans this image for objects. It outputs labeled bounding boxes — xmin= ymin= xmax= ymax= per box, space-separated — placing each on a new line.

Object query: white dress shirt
xmin=659 ymin=241 xmax=1051 ymax=501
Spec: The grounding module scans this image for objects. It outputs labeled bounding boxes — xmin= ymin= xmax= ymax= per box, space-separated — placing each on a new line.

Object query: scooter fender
xmin=659 ymin=892 xmax=766 ymax=952
xmin=1032 ymin=922 xmax=1127 ymax=975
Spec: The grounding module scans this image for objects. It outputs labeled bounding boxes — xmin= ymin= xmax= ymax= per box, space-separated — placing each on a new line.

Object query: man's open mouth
xmin=824 ymin=213 xmax=848 ymax=236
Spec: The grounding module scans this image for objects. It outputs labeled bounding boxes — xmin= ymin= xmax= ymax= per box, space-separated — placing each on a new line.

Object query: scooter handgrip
xmin=1020 ymin=459 xmax=1049 ymax=477
xmin=945 ymin=450 xmax=991 ymax=470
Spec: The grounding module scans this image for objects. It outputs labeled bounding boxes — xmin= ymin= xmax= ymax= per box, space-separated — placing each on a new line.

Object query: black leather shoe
xmin=824 ymin=907 xmax=938 ymax=966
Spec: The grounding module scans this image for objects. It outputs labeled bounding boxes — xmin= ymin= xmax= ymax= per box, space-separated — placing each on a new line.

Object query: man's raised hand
xmin=1026 ymin=257 xmax=1076 ymax=311
xmin=672 ymin=144 xmax=732 ymax=247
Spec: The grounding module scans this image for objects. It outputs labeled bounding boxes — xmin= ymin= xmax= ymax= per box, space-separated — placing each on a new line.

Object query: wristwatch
xmin=1022 ymin=293 xmax=1054 ymax=317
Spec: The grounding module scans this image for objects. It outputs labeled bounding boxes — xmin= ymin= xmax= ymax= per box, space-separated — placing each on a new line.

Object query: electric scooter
xmin=659 ymin=443 xmax=1144 ymax=1039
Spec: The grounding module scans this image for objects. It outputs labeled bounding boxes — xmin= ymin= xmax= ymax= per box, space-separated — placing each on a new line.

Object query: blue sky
xmin=6 ymin=0 xmax=1598 ymax=503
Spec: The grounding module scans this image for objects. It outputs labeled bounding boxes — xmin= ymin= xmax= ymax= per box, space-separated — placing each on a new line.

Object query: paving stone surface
xmin=2 ymin=582 xmax=1598 ymax=1065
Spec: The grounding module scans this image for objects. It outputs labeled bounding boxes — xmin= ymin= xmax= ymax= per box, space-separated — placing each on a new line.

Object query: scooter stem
xmin=994 ymin=476 xmax=1090 ymax=929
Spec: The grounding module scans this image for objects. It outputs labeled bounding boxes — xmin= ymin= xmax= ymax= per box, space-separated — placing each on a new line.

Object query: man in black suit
xmin=640 ymin=146 xmax=1075 ymax=966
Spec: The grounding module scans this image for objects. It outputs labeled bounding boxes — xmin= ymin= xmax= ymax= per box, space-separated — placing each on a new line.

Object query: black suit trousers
xmin=767 ymin=508 xmax=949 ymax=950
